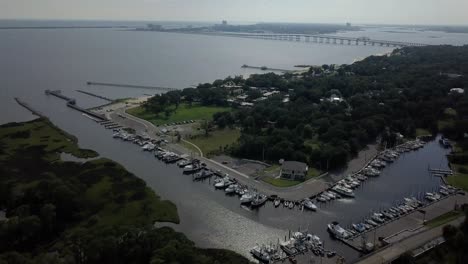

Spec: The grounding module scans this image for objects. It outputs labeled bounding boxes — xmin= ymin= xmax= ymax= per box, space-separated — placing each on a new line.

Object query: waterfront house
xmin=280 ymin=161 xmax=308 ymax=181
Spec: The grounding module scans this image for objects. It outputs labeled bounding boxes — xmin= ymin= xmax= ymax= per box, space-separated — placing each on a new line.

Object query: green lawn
xmin=127 ymin=103 xmax=231 ymax=126
xmin=415 ymin=128 xmax=431 ymax=137
xmin=444 ymin=107 xmax=458 ymax=117
xmin=261 ymin=166 xmax=321 ymax=187
xmin=186 ymin=128 xmax=240 ymax=157
xmin=448 ymin=164 xmax=468 ymax=191
xmin=438 ymin=119 xmax=455 ymax=131
xmin=424 ymin=211 xmax=464 ymax=228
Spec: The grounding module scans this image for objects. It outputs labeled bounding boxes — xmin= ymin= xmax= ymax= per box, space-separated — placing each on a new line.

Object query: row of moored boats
xmin=328 ymin=184 xmax=459 ymax=240
xmin=251 ymin=232 xmax=336 ymax=263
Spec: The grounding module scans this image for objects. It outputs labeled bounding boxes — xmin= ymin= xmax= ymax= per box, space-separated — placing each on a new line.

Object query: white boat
xmin=303 ymin=199 xmax=317 ymax=211
xmin=142 ymin=143 xmax=155 ymax=151
xmin=323 ymin=191 xmax=336 ymax=199
xmin=333 ymin=185 xmax=355 ymax=198
xmin=306 ymin=234 xmax=322 ymax=247
xmin=240 ymin=193 xmax=254 ymax=204
xmin=274 ymin=199 xmax=281 ymax=207
xmin=317 ymin=196 xmax=327 ymax=202
xmin=327 ymin=222 xmax=351 ymax=239
xmin=225 ymin=184 xmax=238 ymax=194
xmin=250 ymin=246 xmax=271 ymax=263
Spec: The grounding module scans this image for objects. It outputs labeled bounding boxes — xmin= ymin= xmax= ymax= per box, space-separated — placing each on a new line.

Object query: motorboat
xmin=183 ymin=164 xmax=201 ymax=174
xmin=193 ymin=170 xmax=213 ymax=181
xmin=371 ymin=213 xmax=385 ymax=224
xmin=303 ymin=199 xmax=317 ymax=211
xmin=240 ymin=192 xmax=254 ymax=204
xmin=177 ymin=159 xmax=190 ymax=167
xmin=327 ymin=222 xmax=351 ymax=239
xmin=274 ymin=198 xmax=281 ymax=207
xmin=250 ymin=246 xmax=271 ymax=263
xmin=225 ymin=184 xmax=238 ymax=194
xmin=365 ymin=219 xmax=379 ymax=227
xmin=323 ymin=191 xmax=336 ymax=199
xmin=352 ymin=223 xmax=366 ymax=233
xmin=332 ymin=185 xmax=355 ymax=198
xmin=251 ymin=194 xmax=268 ymax=208
xmin=317 ymin=196 xmax=327 ymax=203
xmin=142 ymin=143 xmax=155 ymax=151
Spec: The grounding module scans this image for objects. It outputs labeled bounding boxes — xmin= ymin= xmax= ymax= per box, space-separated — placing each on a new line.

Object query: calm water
xmin=1 ymin=23 xmax=467 ymax=260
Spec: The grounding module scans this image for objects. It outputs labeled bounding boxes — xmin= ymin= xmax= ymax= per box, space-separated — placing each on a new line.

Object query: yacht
xmin=183 ymin=164 xmax=201 ymax=174
xmin=332 ymin=185 xmax=355 ymax=198
xmin=327 ymin=222 xmax=351 ymax=239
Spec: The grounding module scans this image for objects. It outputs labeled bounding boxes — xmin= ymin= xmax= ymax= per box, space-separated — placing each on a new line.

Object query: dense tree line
xmin=217 ymin=46 xmax=468 ymax=169
xmin=142 ymin=46 xmax=468 ymax=170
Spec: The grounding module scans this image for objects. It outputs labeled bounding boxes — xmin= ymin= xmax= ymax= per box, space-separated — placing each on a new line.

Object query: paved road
xmin=355 ymin=216 xmax=465 ymax=264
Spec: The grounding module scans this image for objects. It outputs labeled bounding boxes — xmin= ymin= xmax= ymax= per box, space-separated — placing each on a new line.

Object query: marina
xmin=3 ymin=25 xmax=468 ymax=264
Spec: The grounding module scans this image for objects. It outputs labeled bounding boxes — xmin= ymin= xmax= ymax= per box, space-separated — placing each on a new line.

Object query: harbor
xmin=39 ymin=89 xmax=466 ymax=263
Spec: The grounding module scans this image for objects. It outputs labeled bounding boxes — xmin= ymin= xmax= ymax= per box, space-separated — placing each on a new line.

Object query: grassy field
xmin=448 ymin=164 xmax=468 ymax=191
xmin=415 ymin=128 xmax=432 ymax=137
xmin=186 ymin=128 xmax=240 ymax=157
xmin=438 ymin=119 xmax=455 ymax=131
xmin=0 ymin=118 xmax=98 ymax=161
xmin=424 ymin=211 xmax=464 ymax=228
xmin=127 ymin=103 xmax=231 ymax=126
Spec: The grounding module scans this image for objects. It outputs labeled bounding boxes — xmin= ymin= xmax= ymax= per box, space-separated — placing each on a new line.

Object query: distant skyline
xmin=1 ymin=0 xmax=468 ymax=26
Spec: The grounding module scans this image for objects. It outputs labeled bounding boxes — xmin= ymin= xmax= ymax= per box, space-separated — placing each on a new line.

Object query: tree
xmin=40 ymin=203 xmax=56 ymax=234
xmin=200 ymin=120 xmax=213 ymax=136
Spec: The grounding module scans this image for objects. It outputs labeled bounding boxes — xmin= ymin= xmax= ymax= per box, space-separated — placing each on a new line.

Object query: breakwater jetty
xmin=241 ymin=64 xmax=293 ymax=73
xmin=14 ymin=98 xmax=45 ymax=118
xmin=86 ymin=81 xmax=178 ymax=91
xmin=45 ymin=90 xmax=107 ymax=121
xmin=76 ymin=90 xmax=113 ymax=102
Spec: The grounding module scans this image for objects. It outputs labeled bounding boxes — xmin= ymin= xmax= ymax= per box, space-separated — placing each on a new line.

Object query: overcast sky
xmin=1 ymin=0 xmax=468 ymax=25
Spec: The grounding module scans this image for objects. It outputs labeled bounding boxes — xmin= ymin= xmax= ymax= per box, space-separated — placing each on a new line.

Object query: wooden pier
xmin=86 ymin=81 xmax=178 ymax=91
xmin=428 ymin=167 xmax=453 ymax=175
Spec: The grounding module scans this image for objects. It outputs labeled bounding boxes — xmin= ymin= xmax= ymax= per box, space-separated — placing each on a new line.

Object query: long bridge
xmin=201 ymin=32 xmax=427 ymax=48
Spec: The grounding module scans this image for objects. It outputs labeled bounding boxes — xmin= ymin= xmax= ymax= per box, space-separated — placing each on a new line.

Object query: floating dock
xmin=86 ymin=81 xmax=178 ymax=91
